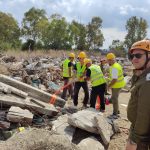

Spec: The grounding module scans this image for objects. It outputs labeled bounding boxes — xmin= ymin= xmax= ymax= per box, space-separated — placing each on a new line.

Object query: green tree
xmin=21 ymin=7 xmax=47 ymax=43
xmin=70 ymin=20 xmax=87 ymax=50
xmin=86 ymin=17 xmax=104 ymax=50
xmin=124 ymin=16 xmax=148 ymax=49
xmin=46 ymin=14 xmax=71 ymax=50
xmin=109 ymin=40 xmax=126 ymax=57
xmin=0 ymin=12 xmax=20 ymax=50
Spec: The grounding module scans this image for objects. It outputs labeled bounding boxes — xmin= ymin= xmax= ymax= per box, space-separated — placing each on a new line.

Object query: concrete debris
xmin=1 ymin=56 xmax=16 ymax=63
xmin=7 ymin=106 xmax=33 ymax=124
xmin=78 ymin=137 xmax=104 ymax=150
xmin=0 ymin=128 xmax=80 ymax=150
xmin=0 ymin=94 xmax=59 ymax=116
xmin=0 ymin=74 xmax=66 ymax=108
xmin=68 ymin=108 xmax=99 ymax=134
xmin=0 ymin=82 xmax=28 ymax=98
xmin=94 ymin=113 xmax=113 ymax=145
xmin=52 ymin=114 xmax=75 ymax=141
xmin=0 ymin=55 xmax=132 ymax=148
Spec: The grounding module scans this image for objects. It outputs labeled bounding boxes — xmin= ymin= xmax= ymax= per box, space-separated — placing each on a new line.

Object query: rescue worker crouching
xmin=126 ymin=39 xmax=150 ymax=150
xmin=106 ymin=53 xmax=126 ymax=118
xmin=84 ymin=58 xmax=106 ymax=112
xmin=61 ymin=52 xmax=75 ymax=100
xmin=73 ymin=51 xmax=89 ymax=108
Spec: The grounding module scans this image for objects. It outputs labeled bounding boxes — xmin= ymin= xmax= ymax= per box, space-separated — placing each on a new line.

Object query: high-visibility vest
xmin=62 ymin=59 xmax=71 ymax=77
xmin=76 ymin=62 xmax=86 ymax=82
xmin=109 ymin=62 xmax=126 ymax=88
xmin=89 ymin=64 xmax=106 ymax=87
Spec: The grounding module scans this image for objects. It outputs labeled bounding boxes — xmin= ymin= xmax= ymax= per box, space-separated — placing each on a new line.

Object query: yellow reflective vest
xmin=89 ymin=64 xmax=106 ymax=87
xmin=109 ymin=62 xmax=126 ymax=88
xmin=62 ymin=59 xmax=71 ymax=77
xmin=76 ymin=62 xmax=86 ymax=82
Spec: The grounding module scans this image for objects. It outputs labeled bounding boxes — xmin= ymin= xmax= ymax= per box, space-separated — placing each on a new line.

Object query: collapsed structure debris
xmin=0 ymin=54 xmax=133 ymax=149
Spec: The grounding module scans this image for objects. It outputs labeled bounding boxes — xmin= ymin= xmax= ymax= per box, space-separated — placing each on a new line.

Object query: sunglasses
xmin=128 ymin=53 xmax=145 ymax=60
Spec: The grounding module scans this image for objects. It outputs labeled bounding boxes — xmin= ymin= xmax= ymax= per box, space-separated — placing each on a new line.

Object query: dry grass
xmin=2 ymin=49 xmax=101 ymax=60
xmin=3 ymin=49 xmax=68 ymax=60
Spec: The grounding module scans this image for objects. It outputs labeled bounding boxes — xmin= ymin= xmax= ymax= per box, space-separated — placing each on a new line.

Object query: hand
xmin=126 ymin=141 xmax=137 ymax=150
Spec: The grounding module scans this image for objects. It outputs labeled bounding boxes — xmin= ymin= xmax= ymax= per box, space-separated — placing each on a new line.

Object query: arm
xmin=108 ymin=79 xmax=117 ymax=88
xmin=84 ymin=69 xmax=91 ymax=81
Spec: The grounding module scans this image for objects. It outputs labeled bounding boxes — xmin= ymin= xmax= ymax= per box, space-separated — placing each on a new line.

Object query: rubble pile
xmin=0 ymin=54 xmax=132 ymax=150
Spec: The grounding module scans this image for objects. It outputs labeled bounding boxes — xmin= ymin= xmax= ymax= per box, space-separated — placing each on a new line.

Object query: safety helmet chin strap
xmin=135 ymin=51 xmax=150 ymax=70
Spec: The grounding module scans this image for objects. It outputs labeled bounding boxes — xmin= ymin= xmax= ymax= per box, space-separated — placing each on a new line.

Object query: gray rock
xmin=68 ymin=108 xmax=99 ymax=134
xmin=78 ymin=136 xmax=104 ymax=150
xmin=52 ymin=114 xmax=75 ymax=141
xmin=94 ymin=113 xmax=113 ymax=145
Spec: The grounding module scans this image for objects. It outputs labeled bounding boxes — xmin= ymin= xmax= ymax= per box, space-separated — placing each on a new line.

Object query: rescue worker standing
xmin=106 ymin=53 xmax=126 ymax=118
xmin=84 ymin=59 xmax=106 ymax=112
xmin=73 ymin=51 xmax=89 ymax=107
xmin=61 ymin=53 xmax=75 ymax=100
xmin=126 ymin=39 xmax=150 ymax=150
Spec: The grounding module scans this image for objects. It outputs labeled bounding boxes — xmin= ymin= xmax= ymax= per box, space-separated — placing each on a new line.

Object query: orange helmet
xmin=129 ymin=39 xmax=150 ymax=53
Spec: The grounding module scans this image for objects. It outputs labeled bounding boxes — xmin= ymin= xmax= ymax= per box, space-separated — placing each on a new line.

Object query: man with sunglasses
xmin=106 ymin=53 xmax=126 ymax=119
xmin=126 ymin=39 xmax=150 ymax=150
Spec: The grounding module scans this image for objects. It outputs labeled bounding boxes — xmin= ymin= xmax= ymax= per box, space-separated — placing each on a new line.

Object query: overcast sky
xmin=0 ymin=0 xmax=150 ymax=49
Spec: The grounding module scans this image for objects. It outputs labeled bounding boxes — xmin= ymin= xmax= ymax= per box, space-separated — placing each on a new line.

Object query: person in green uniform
xmin=126 ymin=39 xmax=150 ymax=150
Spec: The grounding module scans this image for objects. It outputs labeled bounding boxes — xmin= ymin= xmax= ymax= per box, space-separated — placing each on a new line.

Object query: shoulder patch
xmin=146 ymin=73 xmax=150 ymax=81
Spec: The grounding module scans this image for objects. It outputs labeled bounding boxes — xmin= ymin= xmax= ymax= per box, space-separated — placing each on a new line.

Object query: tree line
xmin=0 ymin=7 xmax=149 ymax=55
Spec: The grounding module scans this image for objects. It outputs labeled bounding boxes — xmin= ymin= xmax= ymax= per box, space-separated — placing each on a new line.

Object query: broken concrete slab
xmin=94 ymin=113 xmax=113 ymax=145
xmin=52 ymin=114 xmax=75 ymax=141
xmin=0 ymin=82 xmax=28 ymax=98
xmin=68 ymin=108 xmax=99 ymax=134
xmin=78 ymin=137 xmax=104 ymax=150
xmin=0 ymin=74 xmax=66 ymax=108
xmin=7 ymin=106 xmax=33 ymax=124
xmin=0 ymin=94 xmax=58 ymax=116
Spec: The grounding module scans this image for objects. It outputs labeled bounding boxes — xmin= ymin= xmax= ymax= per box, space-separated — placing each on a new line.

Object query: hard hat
xmin=78 ymin=51 xmax=86 ymax=58
xmin=84 ymin=58 xmax=92 ymax=65
xmin=129 ymin=39 xmax=150 ymax=53
xmin=69 ymin=53 xmax=75 ymax=58
xmin=106 ymin=53 xmax=116 ymax=60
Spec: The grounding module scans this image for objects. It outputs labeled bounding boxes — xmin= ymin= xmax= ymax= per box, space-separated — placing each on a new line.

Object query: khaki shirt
xmin=127 ymin=68 xmax=150 ymax=144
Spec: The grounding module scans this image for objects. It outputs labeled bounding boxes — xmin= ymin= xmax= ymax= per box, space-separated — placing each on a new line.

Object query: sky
xmin=0 ymin=0 xmax=150 ymax=49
